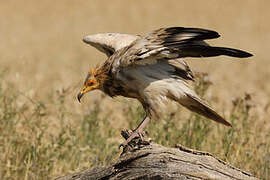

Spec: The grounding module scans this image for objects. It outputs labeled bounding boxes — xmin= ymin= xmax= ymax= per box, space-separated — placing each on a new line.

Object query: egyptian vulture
xmin=77 ymin=27 xmax=252 ymax=147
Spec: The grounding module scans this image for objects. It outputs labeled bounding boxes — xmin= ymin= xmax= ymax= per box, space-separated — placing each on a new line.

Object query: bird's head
xmin=77 ymin=70 xmax=101 ymax=103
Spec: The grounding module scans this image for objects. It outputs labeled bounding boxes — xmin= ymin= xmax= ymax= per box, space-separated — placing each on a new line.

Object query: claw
xmin=119 ymin=143 xmax=125 ymax=149
xmin=119 ymin=130 xmax=142 ymax=148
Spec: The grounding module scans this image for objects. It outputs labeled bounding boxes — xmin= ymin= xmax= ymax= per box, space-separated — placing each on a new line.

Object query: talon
xmin=119 ymin=143 xmax=125 ymax=149
xmin=138 ymin=132 xmax=144 ymax=140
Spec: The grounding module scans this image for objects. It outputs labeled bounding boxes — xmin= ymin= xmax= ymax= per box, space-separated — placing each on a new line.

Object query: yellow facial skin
xmin=77 ymin=79 xmax=99 ymax=102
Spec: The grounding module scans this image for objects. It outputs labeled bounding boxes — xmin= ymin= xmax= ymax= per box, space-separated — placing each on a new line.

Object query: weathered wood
xmin=56 ymin=130 xmax=258 ymax=180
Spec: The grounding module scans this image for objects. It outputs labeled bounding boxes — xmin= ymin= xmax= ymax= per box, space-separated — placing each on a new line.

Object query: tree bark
xmin=56 ymin=130 xmax=258 ymax=180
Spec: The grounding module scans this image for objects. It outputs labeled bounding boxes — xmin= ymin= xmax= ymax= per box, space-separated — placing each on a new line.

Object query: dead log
xmin=56 ymin=130 xmax=258 ymax=180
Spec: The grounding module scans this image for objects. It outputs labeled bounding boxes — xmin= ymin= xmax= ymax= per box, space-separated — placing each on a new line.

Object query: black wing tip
xmin=164 ymin=26 xmax=220 ymax=40
xmin=212 ymin=47 xmax=253 ymax=58
xmin=236 ymin=51 xmax=253 ymax=58
xmin=227 ymin=49 xmax=253 ymax=58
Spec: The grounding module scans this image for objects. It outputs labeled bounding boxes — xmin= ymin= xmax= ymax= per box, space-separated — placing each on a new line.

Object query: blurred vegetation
xmin=0 ymin=71 xmax=269 ymax=180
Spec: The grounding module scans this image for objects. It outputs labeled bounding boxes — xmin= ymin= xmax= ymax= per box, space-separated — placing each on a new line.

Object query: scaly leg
xmin=119 ymin=116 xmax=150 ymax=148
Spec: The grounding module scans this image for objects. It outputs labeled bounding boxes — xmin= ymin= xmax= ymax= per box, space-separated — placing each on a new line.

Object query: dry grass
xmin=0 ymin=0 xmax=269 ymax=179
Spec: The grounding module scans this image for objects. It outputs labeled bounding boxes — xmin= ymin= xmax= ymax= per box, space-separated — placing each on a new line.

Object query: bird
xmin=77 ymin=27 xmax=253 ymax=147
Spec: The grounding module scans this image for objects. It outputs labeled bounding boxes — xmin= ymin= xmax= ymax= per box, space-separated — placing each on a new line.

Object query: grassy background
xmin=0 ymin=0 xmax=269 ymax=179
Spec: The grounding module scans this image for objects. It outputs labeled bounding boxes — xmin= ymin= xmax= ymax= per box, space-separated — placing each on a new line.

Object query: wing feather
xmin=83 ymin=33 xmax=140 ymax=57
xmin=112 ymin=27 xmax=252 ymax=70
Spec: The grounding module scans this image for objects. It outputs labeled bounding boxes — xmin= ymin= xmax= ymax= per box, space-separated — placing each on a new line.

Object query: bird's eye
xmin=88 ymin=80 xmax=95 ymax=86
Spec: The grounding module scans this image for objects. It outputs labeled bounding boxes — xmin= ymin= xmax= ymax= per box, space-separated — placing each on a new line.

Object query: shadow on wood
xmin=56 ymin=130 xmax=258 ymax=180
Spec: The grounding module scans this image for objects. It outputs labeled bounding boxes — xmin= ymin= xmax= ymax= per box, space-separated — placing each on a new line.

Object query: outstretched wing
xmin=107 ymin=27 xmax=245 ymax=126
xmin=113 ymin=27 xmax=252 ymax=68
xmin=83 ymin=33 xmax=140 ymax=57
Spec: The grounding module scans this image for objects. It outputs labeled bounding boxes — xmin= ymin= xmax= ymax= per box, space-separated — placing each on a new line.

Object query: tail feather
xmin=179 ymin=45 xmax=253 ymax=58
xmin=182 ymin=94 xmax=232 ymax=127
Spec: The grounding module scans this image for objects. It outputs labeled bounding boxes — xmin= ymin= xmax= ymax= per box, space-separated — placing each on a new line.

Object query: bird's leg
xmin=120 ymin=116 xmax=150 ymax=148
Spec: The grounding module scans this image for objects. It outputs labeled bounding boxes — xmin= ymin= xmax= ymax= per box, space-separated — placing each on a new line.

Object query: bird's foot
xmin=119 ymin=129 xmax=150 ymax=149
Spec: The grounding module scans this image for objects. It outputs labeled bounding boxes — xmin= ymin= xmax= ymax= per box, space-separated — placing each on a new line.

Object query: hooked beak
xmin=77 ymin=91 xmax=84 ymax=103
xmin=77 ymin=86 xmax=88 ymax=103
xmin=77 ymin=85 xmax=96 ymax=103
